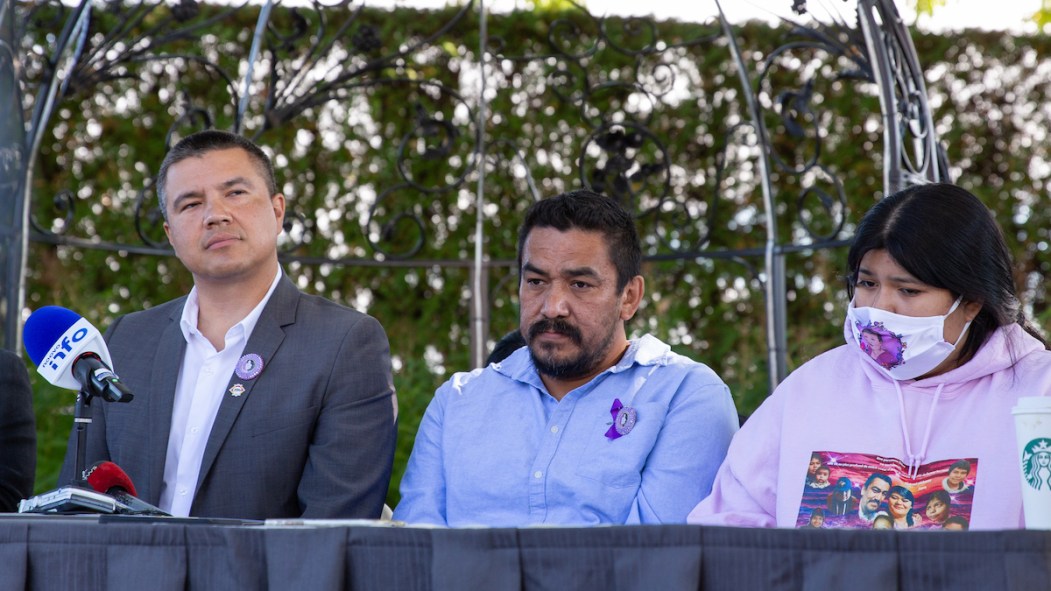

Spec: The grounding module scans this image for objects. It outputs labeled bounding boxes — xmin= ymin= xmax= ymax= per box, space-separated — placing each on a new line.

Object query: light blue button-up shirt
xmin=394 ymin=334 xmax=738 ymax=527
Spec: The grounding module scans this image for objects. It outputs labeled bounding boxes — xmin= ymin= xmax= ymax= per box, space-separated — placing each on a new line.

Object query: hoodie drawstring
xmin=894 ymin=380 xmax=945 ymax=479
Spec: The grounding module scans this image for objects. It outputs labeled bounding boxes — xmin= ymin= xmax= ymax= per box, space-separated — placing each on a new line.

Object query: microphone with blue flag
xmin=24 ymin=306 xmax=133 ymax=403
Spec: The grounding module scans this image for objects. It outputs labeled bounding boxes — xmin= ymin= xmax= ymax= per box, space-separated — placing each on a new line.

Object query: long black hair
xmin=847 ymin=183 xmax=1047 ymax=365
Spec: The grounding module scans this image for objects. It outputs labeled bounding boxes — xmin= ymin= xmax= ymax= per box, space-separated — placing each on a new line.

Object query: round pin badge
xmin=615 ymin=406 xmax=637 ymax=436
xmin=235 ymin=353 xmax=264 ymax=380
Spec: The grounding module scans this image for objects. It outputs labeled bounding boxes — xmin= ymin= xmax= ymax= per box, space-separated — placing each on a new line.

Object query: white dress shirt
xmin=158 ymin=270 xmax=282 ymax=516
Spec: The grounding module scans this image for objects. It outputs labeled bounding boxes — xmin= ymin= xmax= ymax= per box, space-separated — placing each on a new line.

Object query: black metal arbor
xmin=0 ymin=0 xmax=946 ymax=393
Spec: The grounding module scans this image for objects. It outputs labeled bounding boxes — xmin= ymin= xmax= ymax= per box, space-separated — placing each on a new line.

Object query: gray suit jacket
xmin=60 ymin=276 xmax=397 ymax=520
xmin=0 ymin=349 xmax=36 ymax=512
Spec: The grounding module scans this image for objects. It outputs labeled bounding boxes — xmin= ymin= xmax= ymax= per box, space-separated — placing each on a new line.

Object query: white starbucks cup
xmin=1012 ymin=396 xmax=1051 ymax=529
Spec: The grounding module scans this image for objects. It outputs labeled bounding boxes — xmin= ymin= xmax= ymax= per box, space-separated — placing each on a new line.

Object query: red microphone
xmin=84 ymin=461 xmax=168 ymax=516
xmin=85 ymin=461 xmax=138 ymax=497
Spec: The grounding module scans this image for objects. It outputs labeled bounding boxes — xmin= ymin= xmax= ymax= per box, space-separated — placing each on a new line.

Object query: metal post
xmin=716 ymin=0 xmax=788 ymax=390
xmin=0 ymin=0 xmax=27 ymax=352
xmin=471 ymin=0 xmax=490 ymax=368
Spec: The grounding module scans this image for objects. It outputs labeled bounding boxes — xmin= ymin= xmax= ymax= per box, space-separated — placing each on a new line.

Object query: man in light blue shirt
xmin=394 ymin=189 xmax=738 ymax=526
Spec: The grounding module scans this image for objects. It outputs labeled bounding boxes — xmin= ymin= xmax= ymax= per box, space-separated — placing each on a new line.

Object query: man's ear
xmin=620 ymin=275 xmax=645 ymax=321
xmin=271 ymin=193 xmax=286 ymax=235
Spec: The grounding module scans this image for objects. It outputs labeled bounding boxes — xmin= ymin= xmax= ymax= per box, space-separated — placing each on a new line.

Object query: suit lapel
xmin=146 ymin=304 xmax=188 ymax=503
xmin=193 ymin=277 xmax=298 ymax=500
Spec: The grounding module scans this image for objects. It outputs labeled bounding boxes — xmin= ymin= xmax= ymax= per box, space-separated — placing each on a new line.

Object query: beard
xmin=526 ymin=317 xmax=617 ymax=381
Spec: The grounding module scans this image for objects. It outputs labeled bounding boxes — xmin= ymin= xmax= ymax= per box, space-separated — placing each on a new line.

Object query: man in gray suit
xmin=60 ymin=130 xmax=396 ymax=520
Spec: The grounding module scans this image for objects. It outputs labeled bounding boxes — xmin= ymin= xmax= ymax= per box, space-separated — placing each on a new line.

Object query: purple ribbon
xmin=604 ymin=398 xmax=637 ymax=440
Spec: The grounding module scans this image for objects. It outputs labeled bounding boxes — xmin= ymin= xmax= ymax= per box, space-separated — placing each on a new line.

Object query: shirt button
xmin=550 ymin=426 xmax=559 ymax=434
xmin=533 ymin=471 xmax=543 ymax=479
xmin=179 ymin=489 xmax=188 ymax=496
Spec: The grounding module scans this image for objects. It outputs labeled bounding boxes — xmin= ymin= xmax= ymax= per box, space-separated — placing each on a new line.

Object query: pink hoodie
xmin=689 ymin=322 xmax=1051 ymax=530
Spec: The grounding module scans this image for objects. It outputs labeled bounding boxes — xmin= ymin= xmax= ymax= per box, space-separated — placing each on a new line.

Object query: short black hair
xmin=927 ymin=489 xmax=952 ymax=507
xmin=949 ymin=459 xmax=971 ymax=473
xmin=863 ymin=472 xmax=892 ymax=489
xmin=156 ymin=129 xmax=278 ymax=220
xmin=516 ymin=189 xmax=641 ymax=292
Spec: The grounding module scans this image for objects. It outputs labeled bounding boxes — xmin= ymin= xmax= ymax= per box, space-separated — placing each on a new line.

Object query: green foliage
xmin=1034 ymin=0 xmax=1051 ymax=27
xmin=912 ymin=0 xmax=948 ymax=17
xmin=17 ymin=4 xmax=1051 ymax=512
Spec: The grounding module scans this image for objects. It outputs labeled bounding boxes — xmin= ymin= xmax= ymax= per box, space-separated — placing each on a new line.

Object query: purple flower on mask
xmin=604 ymin=398 xmax=637 ymax=440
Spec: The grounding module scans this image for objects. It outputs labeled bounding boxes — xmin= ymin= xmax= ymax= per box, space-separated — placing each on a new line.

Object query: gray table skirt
xmin=0 ymin=516 xmax=1047 ymax=590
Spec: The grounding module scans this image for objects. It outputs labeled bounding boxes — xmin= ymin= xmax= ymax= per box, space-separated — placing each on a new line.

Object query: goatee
xmin=527 ymin=318 xmax=613 ymax=381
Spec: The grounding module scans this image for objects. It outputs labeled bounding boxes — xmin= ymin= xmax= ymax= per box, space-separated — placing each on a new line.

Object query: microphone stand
xmin=71 ymin=386 xmax=93 ymax=488
xmin=18 ymin=386 xmax=114 ymax=514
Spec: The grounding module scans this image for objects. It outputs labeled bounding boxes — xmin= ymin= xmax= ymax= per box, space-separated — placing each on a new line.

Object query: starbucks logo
xmin=1022 ymin=438 xmax=1051 ymax=492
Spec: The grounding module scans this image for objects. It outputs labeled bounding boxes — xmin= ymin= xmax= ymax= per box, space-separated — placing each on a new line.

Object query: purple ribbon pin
xmin=235 ymin=353 xmax=264 ymax=380
xmin=604 ymin=398 xmax=637 ymax=441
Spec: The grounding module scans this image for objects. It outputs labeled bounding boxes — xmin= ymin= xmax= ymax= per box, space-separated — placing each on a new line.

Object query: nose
xmin=203 ymin=196 xmax=232 ymax=226
xmin=859 ymin=286 xmax=896 ymax=314
xmin=540 ymin=283 xmax=570 ymax=318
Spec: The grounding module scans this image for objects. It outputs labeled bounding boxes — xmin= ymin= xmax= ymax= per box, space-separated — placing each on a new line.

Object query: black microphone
xmin=72 ymin=353 xmax=134 ymax=403
xmin=85 ymin=461 xmax=169 ymax=516
xmin=23 ymin=306 xmax=134 ymax=403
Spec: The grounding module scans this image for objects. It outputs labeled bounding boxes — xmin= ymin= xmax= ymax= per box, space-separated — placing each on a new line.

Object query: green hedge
xmin=18 ymin=4 xmax=1051 ymax=508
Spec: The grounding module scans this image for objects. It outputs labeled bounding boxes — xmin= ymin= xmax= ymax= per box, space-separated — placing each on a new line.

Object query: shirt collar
xmin=493 ymin=333 xmax=671 ymax=388
xmin=179 ymin=268 xmax=283 ymax=344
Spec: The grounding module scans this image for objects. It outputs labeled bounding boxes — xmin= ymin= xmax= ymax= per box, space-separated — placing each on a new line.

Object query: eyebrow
xmin=170 ymin=176 xmax=254 ymax=211
xmin=521 ymin=263 xmax=601 ymax=281
xmin=857 ymin=267 xmax=922 ymax=285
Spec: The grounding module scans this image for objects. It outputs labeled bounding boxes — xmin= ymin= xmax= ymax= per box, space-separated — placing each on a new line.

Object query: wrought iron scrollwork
xmin=3 ymin=0 xmax=950 ymax=379
xmin=855 ymin=0 xmax=950 ymax=190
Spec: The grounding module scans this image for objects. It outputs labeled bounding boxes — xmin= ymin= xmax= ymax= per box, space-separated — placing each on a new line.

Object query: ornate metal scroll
xmin=2 ymin=0 xmax=948 ymax=390
xmin=857 ymin=0 xmax=950 ymax=191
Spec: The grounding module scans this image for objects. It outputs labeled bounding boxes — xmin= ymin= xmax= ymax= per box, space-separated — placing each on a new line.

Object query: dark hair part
xmin=156 ymin=130 xmax=278 ymax=220
xmin=516 ymin=189 xmax=641 ymax=292
xmin=847 ymin=183 xmax=1047 ymax=364
xmin=949 ymin=459 xmax=971 ymax=473
xmin=943 ymin=515 xmax=970 ymax=530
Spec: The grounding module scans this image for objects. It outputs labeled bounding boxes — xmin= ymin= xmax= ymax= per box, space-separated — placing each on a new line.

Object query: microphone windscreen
xmin=24 ymin=306 xmax=82 ymax=365
xmin=85 ymin=461 xmax=138 ymax=497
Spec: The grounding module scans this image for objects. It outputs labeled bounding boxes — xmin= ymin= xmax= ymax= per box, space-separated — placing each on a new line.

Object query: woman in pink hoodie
xmin=689 ymin=183 xmax=1051 ymax=530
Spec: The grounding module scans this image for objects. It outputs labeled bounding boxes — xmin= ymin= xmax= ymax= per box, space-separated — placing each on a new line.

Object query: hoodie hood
xmin=844 ymin=317 xmax=1047 ymax=477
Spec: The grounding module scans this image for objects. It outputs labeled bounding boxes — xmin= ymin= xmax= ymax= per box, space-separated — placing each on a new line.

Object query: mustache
xmin=527 ymin=318 xmax=582 ymax=345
